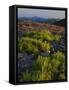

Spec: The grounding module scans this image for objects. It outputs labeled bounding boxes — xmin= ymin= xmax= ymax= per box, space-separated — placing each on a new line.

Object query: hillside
xmin=18 ymin=21 xmax=64 ymax=34
xmin=18 ymin=16 xmax=59 ymax=24
xmin=54 ymin=19 xmax=65 ymax=26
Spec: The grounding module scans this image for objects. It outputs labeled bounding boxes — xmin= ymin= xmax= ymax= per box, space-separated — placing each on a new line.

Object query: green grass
xmin=22 ymin=52 xmax=65 ymax=81
xmin=18 ymin=37 xmax=51 ymax=54
xmin=18 ymin=30 xmax=65 ymax=81
xmin=23 ymin=30 xmax=61 ymax=41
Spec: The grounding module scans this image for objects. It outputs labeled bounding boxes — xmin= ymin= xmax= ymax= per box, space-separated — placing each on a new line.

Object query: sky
xmin=18 ymin=8 xmax=65 ymax=19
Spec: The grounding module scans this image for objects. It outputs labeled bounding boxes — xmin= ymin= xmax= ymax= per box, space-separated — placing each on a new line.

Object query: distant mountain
xmin=53 ymin=19 xmax=65 ymax=26
xmin=18 ymin=16 xmax=60 ymax=24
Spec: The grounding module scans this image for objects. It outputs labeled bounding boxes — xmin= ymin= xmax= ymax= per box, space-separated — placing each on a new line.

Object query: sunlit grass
xmin=18 ymin=30 xmax=65 ymax=81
